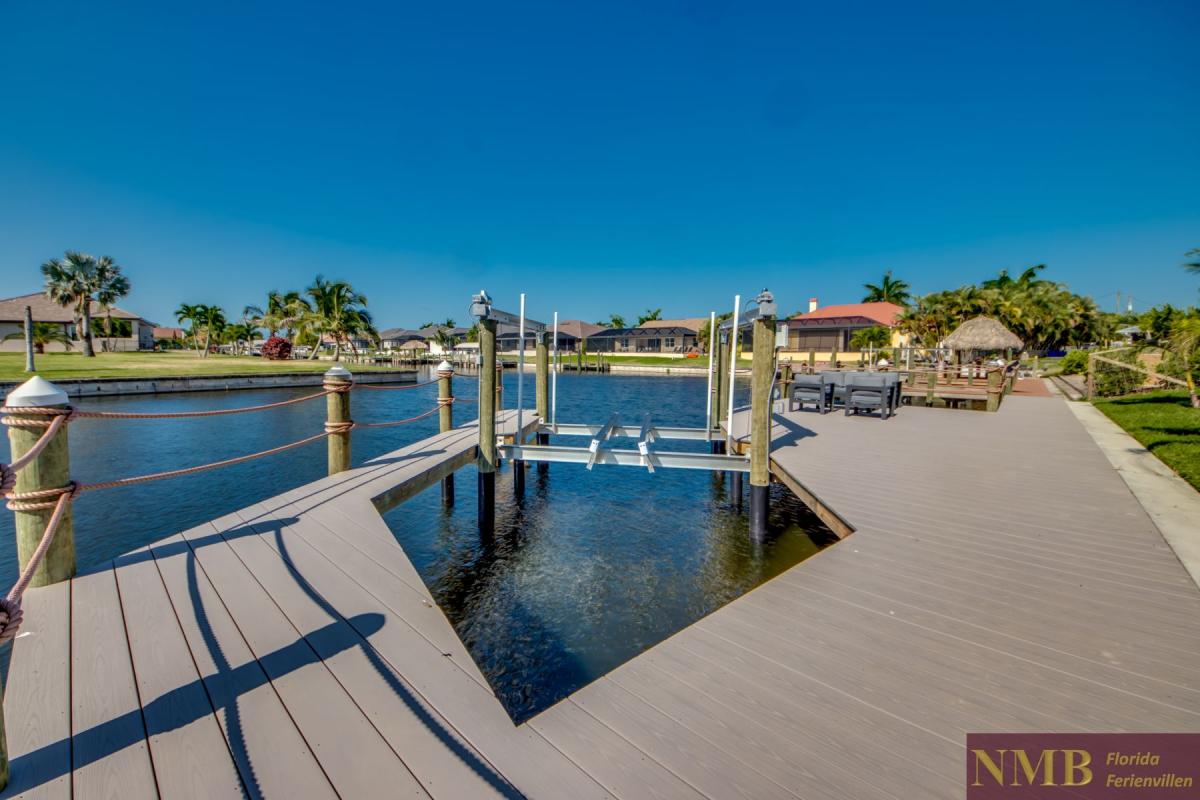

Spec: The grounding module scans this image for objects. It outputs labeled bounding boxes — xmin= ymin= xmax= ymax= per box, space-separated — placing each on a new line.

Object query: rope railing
xmin=0 ymin=372 xmax=459 ymax=641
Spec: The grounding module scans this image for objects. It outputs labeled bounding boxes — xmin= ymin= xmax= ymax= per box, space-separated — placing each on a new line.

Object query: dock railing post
xmin=472 ymin=291 xmax=498 ymax=533
xmin=749 ymin=289 xmax=776 ymax=540
xmin=437 ymin=361 xmax=455 ymax=504
xmin=4 ymin=377 xmax=77 ymax=588
xmin=323 ymin=365 xmax=353 ymax=475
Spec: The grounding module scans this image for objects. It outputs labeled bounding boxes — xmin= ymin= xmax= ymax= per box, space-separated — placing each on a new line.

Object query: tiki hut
xmin=943 ymin=316 xmax=1023 ymax=357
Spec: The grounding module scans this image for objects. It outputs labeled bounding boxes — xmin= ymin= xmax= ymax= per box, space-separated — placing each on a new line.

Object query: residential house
xmin=779 ymin=299 xmax=907 ymax=362
xmin=0 ymin=292 xmax=157 ymax=352
xmin=588 ymin=324 xmax=700 ymax=353
xmin=497 ymin=319 xmax=606 ymax=352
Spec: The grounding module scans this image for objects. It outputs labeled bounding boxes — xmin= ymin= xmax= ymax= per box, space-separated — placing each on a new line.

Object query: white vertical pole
xmin=727 ymin=294 xmax=740 ymax=447
xmin=704 ymin=310 xmax=716 ymax=441
xmin=551 ymin=311 xmax=559 ymax=428
xmin=517 ymin=293 xmax=526 ymax=439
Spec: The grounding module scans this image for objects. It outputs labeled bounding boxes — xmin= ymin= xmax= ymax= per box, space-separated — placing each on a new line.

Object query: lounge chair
xmin=789 ymin=373 xmax=830 ymax=413
xmin=845 ymin=373 xmax=890 ymax=419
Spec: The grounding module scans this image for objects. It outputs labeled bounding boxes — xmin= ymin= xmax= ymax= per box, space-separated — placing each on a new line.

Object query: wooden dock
xmin=4 ymin=396 xmax=1200 ymax=798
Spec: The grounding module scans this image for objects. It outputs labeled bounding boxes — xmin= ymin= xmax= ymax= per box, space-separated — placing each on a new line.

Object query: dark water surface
xmin=1 ymin=369 xmax=834 ymax=719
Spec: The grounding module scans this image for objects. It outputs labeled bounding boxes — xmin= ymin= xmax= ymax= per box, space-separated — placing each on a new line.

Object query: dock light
xmin=470 ymin=290 xmax=493 ymax=321
xmin=754 ymin=288 xmax=777 ymax=318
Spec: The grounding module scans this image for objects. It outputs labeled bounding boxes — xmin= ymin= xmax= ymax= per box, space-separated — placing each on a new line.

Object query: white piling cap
xmin=5 ymin=376 xmax=69 ymax=407
xmin=324 ymin=364 xmax=353 ymax=380
xmin=436 ymin=360 xmax=453 ymax=372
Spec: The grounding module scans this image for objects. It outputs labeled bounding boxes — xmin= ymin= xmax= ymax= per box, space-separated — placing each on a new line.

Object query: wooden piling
xmin=5 ymin=384 xmax=76 ymax=588
xmin=925 ymin=371 xmax=936 ymax=406
xmin=438 ymin=362 xmax=454 ymax=504
xmin=535 ymin=333 xmax=550 ymax=467
xmin=324 ymin=366 xmax=352 ymax=475
xmin=807 ymin=350 xmax=815 ymax=374
xmin=716 ymin=331 xmax=730 ymax=429
xmin=749 ymin=311 xmax=775 ymax=538
xmin=478 ymin=320 xmax=498 ymax=531
xmin=986 ymin=369 xmax=1003 ymax=412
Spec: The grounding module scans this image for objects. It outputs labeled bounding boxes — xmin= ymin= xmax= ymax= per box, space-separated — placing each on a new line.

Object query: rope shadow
xmin=231 ymin=513 xmax=524 ymax=799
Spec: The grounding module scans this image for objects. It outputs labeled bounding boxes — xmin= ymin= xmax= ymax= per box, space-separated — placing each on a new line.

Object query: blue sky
xmin=1 ymin=1 xmax=1197 ymax=327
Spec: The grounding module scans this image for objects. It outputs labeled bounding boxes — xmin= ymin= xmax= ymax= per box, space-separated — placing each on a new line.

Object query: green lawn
xmin=0 ymin=351 xmax=406 ymax=382
xmin=1093 ymin=390 xmax=1200 ymax=491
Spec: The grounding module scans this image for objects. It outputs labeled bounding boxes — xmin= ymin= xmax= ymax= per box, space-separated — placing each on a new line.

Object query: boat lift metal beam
xmin=500 ymin=443 xmax=750 ymax=473
xmin=539 ymin=423 xmax=711 ymax=441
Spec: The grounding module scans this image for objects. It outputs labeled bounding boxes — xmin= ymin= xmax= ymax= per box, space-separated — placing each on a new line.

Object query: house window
xmin=621 ymin=338 xmax=629 ymax=349
xmin=665 ymin=337 xmax=675 ymax=349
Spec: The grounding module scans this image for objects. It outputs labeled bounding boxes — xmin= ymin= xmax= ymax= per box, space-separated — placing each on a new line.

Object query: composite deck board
xmin=69 ymin=565 xmax=158 ymax=799
xmin=5 ymin=398 xmax=1199 ymax=799
xmin=0 ymin=582 xmax=71 ymax=800
xmin=112 ymin=546 xmax=244 ymax=799
xmin=177 ymin=520 xmax=432 ymax=799
xmin=147 ymin=533 xmax=339 ymax=800
xmin=221 ymin=506 xmax=518 ymax=799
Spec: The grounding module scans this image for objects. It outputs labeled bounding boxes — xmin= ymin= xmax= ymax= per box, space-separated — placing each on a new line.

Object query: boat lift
xmin=471 ymin=291 xmax=773 ymax=476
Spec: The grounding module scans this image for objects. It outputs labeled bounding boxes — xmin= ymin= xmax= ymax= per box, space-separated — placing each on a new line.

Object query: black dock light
xmin=470 ymin=290 xmax=493 ymax=321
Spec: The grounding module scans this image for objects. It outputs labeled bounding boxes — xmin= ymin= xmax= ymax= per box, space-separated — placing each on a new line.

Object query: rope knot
xmin=0 ymin=405 xmax=75 ymax=429
xmin=0 ymin=597 xmax=24 ymax=643
xmin=436 ymin=396 xmax=455 ymax=407
xmin=322 ymin=381 xmax=353 ymax=393
xmin=6 ymin=481 xmax=78 ymax=512
xmin=436 ymin=369 xmax=453 ymax=379
xmin=323 ymin=420 xmax=355 ymax=434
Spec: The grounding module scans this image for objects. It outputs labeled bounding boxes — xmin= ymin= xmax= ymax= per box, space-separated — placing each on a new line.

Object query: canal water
xmin=1 ymin=369 xmax=835 ymax=719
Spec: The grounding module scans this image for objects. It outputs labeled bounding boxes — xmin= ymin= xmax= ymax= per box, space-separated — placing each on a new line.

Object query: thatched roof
xmin=943 ymin=316 xmax=1023 ymax=351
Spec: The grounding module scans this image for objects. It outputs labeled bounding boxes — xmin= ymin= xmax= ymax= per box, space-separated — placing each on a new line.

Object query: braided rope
xmin=0 ymin=406 xmax=73 ymax=428
xmin=353 ymin=378 xmax=440 ymax=391
xmin=72 ymin=388 xmax=336 ymax=419
xmin=353 ymin=405 xmax=443 ymax=429
xmin=0 ymin=490 xmax=72 ymax=642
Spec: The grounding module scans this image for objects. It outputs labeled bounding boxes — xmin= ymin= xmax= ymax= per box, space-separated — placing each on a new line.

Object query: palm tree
xmin=40 ymin=252 xmax=130 ymax=358
xmin=1164 ymin=316 xmax=1200 ymax=408
xmin=861 ymin=271 xmax=912 ymax=306
xmin=224 ymin=322 xmax=259 ymax=355
xmin=3 ymin=322 xmax=73 ymax=354
xmin=92 ymin=256 xmax=131 ymax=351
xmin=302 ymin=276 xmax=376 ymax=361
xmin=41 ymin=252 xmax=95 ymax=356
xmin=174 ymin=303 xmax=204 ymax=353
xmin=598 ymin=313 xmax=626 ymax=329
xmin=190 ymin=305 xmax=226 ymax=357
xmin=1184 ymin=248 xmax=1200 ymax=275
xmin=442 ymin=317 xmax=456 ymax=328
xmin=637 ymin=308 xmax=663 ymax=326
xmin=982 ymin=264 xmax=1047 ymax=290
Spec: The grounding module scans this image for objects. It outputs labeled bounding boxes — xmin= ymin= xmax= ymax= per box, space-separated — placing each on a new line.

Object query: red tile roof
xmin=788 ymin=302 xmax=904 ymax=327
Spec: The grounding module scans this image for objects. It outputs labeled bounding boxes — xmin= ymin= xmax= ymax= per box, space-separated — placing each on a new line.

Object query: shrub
xmin=260 ymin=336 xmax=293 ymax=360
xmin=1060 ymin=350 xmax=1089 ymax=374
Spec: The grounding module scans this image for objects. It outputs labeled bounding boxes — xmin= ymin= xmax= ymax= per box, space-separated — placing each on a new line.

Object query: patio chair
xmin=821 ymin=371 xmax=849 ymax=408
xmin=789 ymin=373 xmax=830 ymax=413
xmin=881 ymin=372 xmax=901 ymax=414
xmin=844 ymin=373 xmax=891 ymax=419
